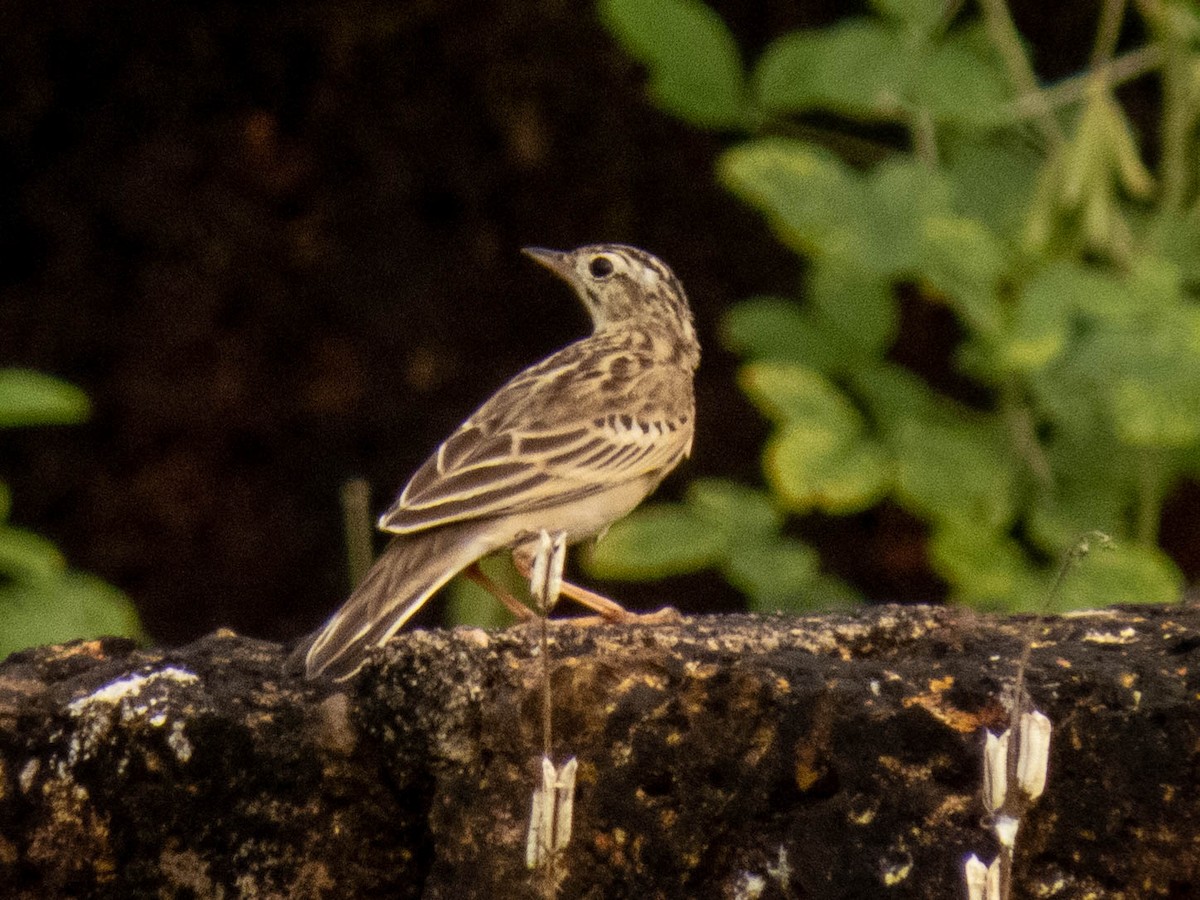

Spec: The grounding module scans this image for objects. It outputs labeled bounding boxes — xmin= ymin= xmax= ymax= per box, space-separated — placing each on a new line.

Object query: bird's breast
xmin=510 ymin=475 xmax=660 ymax=546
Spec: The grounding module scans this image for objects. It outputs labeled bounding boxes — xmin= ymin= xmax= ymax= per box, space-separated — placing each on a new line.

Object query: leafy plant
xmin=590 ymin=0 xmax=1199 ymax=612
xmin=0 ymin=369 xmax=143 ymax=659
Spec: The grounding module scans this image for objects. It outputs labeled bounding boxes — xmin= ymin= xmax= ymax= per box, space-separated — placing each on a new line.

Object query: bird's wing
xmin=378 ymin=411 xmax=691 ymax=534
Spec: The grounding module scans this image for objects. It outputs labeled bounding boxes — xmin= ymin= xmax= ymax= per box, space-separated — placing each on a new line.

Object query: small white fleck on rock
xmin=733 ymin=872 xmax=766 ymax=900
xmin=18 ymin=759 xmax=39 ymax=793
xmin=1081 ymin=628 xmax=1138 ymax=645
xmin=167 ymin=720 xmax=193 ymax=762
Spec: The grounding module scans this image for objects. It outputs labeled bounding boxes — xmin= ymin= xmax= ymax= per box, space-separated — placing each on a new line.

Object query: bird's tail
xmin=296 ymin=521 xmax=500 ymax=681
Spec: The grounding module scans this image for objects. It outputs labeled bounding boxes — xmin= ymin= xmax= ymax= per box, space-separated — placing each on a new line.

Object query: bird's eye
xmin=589 ymin=256 xmax=614 ymax=278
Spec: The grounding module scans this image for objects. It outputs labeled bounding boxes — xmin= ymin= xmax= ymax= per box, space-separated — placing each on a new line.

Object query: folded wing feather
xmin=379 ymin=415 xmax=688 ymax=534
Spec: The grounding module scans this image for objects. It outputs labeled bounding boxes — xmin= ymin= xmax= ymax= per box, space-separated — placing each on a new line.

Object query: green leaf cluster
xmin=0 ymin=369 xmax=144 ymax=659
xmin=586 ymin=479 xmax=857 ymax=612
xmin=599 ymin=0 xmax=1199 ymax=612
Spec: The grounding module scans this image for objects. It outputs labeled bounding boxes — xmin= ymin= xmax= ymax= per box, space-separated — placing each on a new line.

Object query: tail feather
xmin=299 ymin=522 xmax=498 ymax=681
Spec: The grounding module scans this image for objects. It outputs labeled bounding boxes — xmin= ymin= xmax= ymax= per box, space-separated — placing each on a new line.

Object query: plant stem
xmin=1136 ymin=0 xmax=1195 ymax=215
xmin=977 ymin=0 xmax=1063 ymax=147
xmin=1002 ymin=380 xmax=1053 ymax=487
xmin=1091 ymin=0 xmax=1128 ymax=70
xmin=911 ymin=107 xmax=939 ymax=168
xmin=933 ymin=0 xmax=968 ymax=40
xmin=1159 ymin=54 xmax=1192 ymax=216
xmin=340 ymin=478 xmax=374 ymax=589
xmin=1008 ymin=44 xmax=1163 ymax=122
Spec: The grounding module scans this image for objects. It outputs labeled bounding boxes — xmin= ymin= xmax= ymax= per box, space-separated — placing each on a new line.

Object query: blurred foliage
xmin=446 ymin=555 xmax=527 ymax=629
xmin=0 ymin=369 xmax=144 ymax=659
xmin=591 ymin=0 xmax=1200 ymax=612
xmin=584 ymin=478 xmax=858 ymax=611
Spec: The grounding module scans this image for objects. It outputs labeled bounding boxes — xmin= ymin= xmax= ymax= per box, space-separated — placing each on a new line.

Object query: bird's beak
xmin=521 ymin=247 xmax=574 ymax=282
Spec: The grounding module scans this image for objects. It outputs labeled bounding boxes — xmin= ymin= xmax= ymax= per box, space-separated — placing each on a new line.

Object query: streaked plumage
xmin=300 ymin=244 xmax=699 ymax=681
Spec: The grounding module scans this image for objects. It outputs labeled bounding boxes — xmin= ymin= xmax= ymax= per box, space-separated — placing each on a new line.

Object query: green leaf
xmin=1082 ymin=304 xmax=1200 ymax=448
xmin=1054 ymin=542 xmax=1182 ymax=610
xmin=599 ymin=0 xmax=746 ymax=128
xmin=851 ymin=362 xmax=946 ymax=434
xmin=917 ymin=215 xmax=1006 ymax=336
xmin=754 ymin=19 xmax=1011 ymax=130
xmin=1110 ymin=375 xmax=1200 ymax=447
xmin=928 ymin=525 xmax=1043 ymax=611
xmin=686 ymin=478 xmax=782 ymax=537
xmin=1028 ymin=350 xmax=1111 ymax=443
xmin=0 ymin=369 xmax=91 ymax=428
xmin=1150 ymin=212 xmax=1200 ymax=284
xmin=811 ymin=574 xmax=864 ymax=608
xmin=753 ymin=20 xmax=908 ymax=121
xmin=1026 ymin=260 xmax=1139 ymax=326
xmin=0 ymin=574 xmax=143 ymax=660
xmin=724 ymin=539 xmax=821 ymax=611
xmin=869 ymin=0 xmax=946 ymax=31
xmin=766 ymin=428 xmax=891 ymax=514
xmin=719 ymin=139 xmax=865 ymax=260
xmin=914 ymin=26 xmax=1013 ymax=129
xmin=808 ymin=263 xmax=897 ymax=357
xmin=739 ymin=362 xmax=863 ymax=434
xmin=892 ymin=416 xmax=1019 ymax=530
xmin=1026 ymin=428 xmax=1136 ymax=552
xmin=584 ymin=504 xmax=728 ymax=579
xmin=0 ymin=525 xmax=66 ymax=583
xmin=863 ymin=158 xmax=952 ymax=276
xmin=721 ymin=296 xmax=856 ymax=371
xmin=1124 ymin=254 xmax=1184 ymax=316
xmin=1000 ymin=270 xmax=1073 ymax=372
xmin=942 ymin=136 xmax=1041 ymax=237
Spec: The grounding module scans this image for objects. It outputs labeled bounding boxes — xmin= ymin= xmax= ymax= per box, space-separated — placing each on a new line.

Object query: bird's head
xmin=523 ymin=244 xmax=698 ymax=365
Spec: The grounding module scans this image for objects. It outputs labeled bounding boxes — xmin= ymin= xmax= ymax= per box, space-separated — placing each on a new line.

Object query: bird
xmin=299 ymin=244 xmax=700 ymax=681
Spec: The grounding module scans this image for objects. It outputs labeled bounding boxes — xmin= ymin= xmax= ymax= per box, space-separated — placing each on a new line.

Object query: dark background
xmin=2 ymin=0 xmax=1189 ymax=649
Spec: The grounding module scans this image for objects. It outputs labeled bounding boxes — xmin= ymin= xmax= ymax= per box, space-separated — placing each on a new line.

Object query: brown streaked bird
xmin=301 ymin=244 xmax=699 ymax=681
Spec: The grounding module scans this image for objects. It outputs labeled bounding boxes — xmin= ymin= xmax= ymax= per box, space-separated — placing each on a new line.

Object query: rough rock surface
xmin=1 ymin=604 xmax=1198 ymax=898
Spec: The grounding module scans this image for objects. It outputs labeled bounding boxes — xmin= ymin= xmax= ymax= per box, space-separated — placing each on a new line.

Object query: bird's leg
xmin=512 ymin=545 xmax=634 ymax=621
xmin=528 ymin=530 xmax=567 ymax=613
xmin=463 ymin=563 xmax=537 ymax=621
